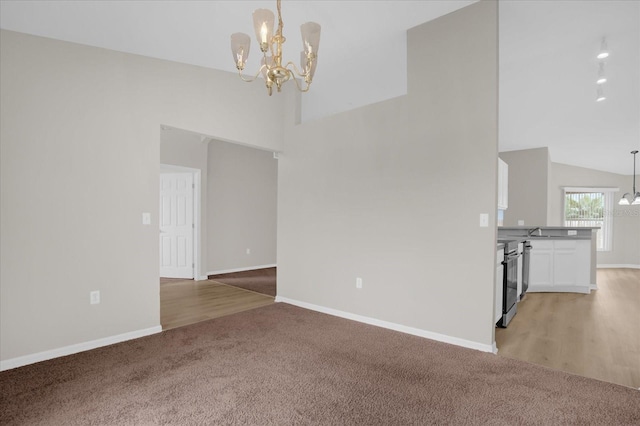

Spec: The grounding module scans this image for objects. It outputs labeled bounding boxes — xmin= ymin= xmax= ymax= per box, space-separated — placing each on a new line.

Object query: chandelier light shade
xmin=230 ymin=33 xmax=251 ymax=70
xmin=619 ymin=150 xmax=640 ymax=205
xmin=230 ymin=0 xmax=321 ymax=96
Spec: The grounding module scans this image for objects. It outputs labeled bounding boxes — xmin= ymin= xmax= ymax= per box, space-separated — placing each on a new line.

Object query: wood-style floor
xmin=495 ymin=268 xmax=640 ymax=389
xmin=160 ymin=278 xmax=274 ymax=330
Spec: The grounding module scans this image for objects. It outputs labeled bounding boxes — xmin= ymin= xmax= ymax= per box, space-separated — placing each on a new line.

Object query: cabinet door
xmin=553 ymin=240 xmax=578 ymax=286
xmin=501 ymin=160 xmax=508 ymax=209
xmin=497 ymin=159 xmax=509 ymax=210
xmin=530 ymin=241 xmax=553 ymax=287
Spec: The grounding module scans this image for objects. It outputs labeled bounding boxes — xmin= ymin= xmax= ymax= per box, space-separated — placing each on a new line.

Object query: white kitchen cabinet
xmin=495 ymin=248 xmax=504 ymax=324
xmin=529 ymin=239 xmax=591 ymax=294
xmin=497 ymin=158 xmax=509 ymax=210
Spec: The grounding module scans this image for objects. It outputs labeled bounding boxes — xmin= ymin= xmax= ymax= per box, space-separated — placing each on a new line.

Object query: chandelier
xmin=230 ymin=0 xmax=321 ymax=96
xmin=619 ymin=150 xmax=640 ymax=205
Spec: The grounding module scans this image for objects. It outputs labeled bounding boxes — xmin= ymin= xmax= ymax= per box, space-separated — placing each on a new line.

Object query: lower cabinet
xmin=495 ymin=249 xmax=504 ymax=323
xmin=529 ymin=239 xmax=591 ymax=293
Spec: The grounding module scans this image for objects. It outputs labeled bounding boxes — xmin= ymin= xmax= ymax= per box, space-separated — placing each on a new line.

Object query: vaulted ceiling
xmin=1 ymin=0 xmax=638 ymax=174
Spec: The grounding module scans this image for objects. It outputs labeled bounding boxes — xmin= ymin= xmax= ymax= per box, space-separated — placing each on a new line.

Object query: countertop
xmin=498 ymin=226 xmax=601 ymax=230
xmin=498 ymin=226 xmax=596 ymax=241
xmin=500 ymin=234 xmax=591 ymax=241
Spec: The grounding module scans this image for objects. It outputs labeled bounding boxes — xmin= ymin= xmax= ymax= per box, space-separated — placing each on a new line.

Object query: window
xmin=563 ymin=187 xmax=617 ymax=251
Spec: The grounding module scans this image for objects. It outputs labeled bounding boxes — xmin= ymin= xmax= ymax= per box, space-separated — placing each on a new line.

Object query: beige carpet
xmin=1 ymin=303 xmax=639 ymax=425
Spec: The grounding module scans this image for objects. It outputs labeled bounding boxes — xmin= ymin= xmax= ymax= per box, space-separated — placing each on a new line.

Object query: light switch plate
xmin=479 ymin=213 xmax=489 ymax=227
xmin=142 ymin=213 xmax=151 ymax=225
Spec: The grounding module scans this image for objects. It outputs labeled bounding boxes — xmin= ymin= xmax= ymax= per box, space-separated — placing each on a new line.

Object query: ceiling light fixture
xmin=619 ymin=150 xmax=640 ymax=205
xmin=596 ymin=37 xmax=609 ymax=60
xmin=596 ymin=62 xmax=607 ymax=84
xmin=596 ymin=86 xmax=606 ymax=102
xmin=230 ymin=0 xmax=321 ymax=96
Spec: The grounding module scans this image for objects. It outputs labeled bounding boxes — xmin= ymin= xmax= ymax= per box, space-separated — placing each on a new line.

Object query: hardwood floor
xmin=160 ymin=279 xmax=274 ymax=330
xmin=495 ymin=268 xmax=640 ymax=389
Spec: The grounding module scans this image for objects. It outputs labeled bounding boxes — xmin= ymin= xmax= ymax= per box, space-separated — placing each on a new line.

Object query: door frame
xmin=160 ymin=164 xmax=203 ymax=280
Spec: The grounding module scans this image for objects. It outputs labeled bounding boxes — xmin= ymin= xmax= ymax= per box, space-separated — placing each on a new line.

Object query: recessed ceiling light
xmin=597 ymin=37 xmax=609 ymax=60
xmin=596 ymin=62 xmax=607 ymax=84
xmin=596 ymin=86 xmax=606 ymax=102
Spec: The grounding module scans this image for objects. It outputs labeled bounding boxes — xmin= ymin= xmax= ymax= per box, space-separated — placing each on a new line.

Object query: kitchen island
xmin=498 ymin=226 xmax=599 ymax=293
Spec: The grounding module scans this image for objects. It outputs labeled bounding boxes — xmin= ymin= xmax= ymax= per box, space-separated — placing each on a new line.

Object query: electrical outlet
xmin=142 ymin=213 xmax=151 ymax=225
xmin=356 ymin=277 xmax=363 ymax=289
xmin=568 ymin=230 xmax=577 ymax=236
xmin=518 ymin=220 xmax=525 ymax=226
xmin=90 ymin=290 xmax=100 ymax=305
xmin=479 ymin=213 xmax=489 ymax=227
xmin=246 ymin=248 xmax=251 ymax=255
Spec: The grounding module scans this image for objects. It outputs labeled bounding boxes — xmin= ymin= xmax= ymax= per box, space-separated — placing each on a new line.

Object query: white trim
xmin=207 ymin=264 xmax=277 ymax=276
xmin=0 ymin=326 xmax=162 ymax=371
xmin=597 ymin=264 xmax=640 ymax=269
xmin=491 ymin=342 xmax=498 ymax=354
xmin=274 ymin=297 xmax=494 ymax=353
xmin=562 ymin=186 xmax=619 ymax=193
xmin=528 ymin=285 xmax=591 ymax=294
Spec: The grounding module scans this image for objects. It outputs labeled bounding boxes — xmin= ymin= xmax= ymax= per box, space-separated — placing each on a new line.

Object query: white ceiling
xmin=1 ymin=0 xmax=638 ymax=175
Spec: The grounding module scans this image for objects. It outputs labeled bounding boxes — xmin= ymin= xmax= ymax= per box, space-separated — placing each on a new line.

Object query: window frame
xmin=562 ymin=187 xmax=618 ymax=252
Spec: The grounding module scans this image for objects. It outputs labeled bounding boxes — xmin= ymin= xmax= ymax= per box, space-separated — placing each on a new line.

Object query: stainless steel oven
xmin=497 ymin=240 xmax=520 ymax=328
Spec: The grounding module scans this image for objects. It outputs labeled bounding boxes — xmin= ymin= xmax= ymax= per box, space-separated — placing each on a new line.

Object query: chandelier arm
xmin=284 ymin=61 xmax=310 ymax=79
xmin=288 ymin=69 xmax=311 ymax=93
xmin=238 ymin=64 xmax=267 ymax=83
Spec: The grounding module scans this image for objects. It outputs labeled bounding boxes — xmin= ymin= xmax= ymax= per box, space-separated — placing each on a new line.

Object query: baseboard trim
xmin=0 ymin=325 xmax=162 ymax=372
xmin=275 ymin=296 xmax=494 ymax=353
xmin=597 ymin=264 xmax=640 ymax=269
xmin=207 ymin=264 xmax=277 ymax=276
xmin=528 ymin=285 xmax=591 ymax=294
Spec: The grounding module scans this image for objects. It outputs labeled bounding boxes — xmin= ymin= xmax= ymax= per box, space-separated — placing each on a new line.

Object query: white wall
xmin=0 ymin=29 xmax=284 ymax=363
xmin=207 ymin=140 xmax=278 ymax=273
xmin=277 ymin=0 xmax=498 ymax=349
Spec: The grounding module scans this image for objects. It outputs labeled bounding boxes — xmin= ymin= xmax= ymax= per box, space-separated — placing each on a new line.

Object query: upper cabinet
xmin=498 ymin=158 xmax=509 ymax=210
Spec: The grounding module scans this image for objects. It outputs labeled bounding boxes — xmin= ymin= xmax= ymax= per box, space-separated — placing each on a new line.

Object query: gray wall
xmin=499 ymin=148 xmax=549 ymax=226
xmin=1 ymin=0 xmax=499 ymax=363
xmin=207 ymin=140 xmax=278 ymax=273
xmin=278 ymin=0 xmax=498 ymax=348
xmin=548 ymin=162 xmax=640 ymax=266
xmin=0 ymin=29 xmax=284 ymax=362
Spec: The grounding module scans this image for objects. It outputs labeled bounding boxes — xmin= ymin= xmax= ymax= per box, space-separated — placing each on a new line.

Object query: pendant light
xmin=230 ymin=0 xmax=321 ymax=96
xmin=619 ymin=150 xmax=640 ymax=205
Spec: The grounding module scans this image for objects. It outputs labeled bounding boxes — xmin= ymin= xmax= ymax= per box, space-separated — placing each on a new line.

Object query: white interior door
xmin=160 ymin=172 xmax=194 ymax=278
